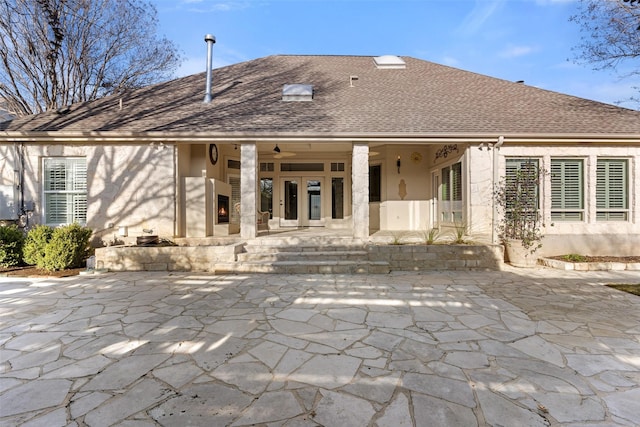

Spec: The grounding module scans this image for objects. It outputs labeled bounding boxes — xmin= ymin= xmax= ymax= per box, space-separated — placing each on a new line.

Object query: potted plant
xmin=493 ymin=161 xmax=545 ymax=267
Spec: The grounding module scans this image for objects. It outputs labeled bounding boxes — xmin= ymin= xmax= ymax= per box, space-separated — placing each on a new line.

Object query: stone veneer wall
xmin=368 ymin=244 xmax=504 ymax=271
xmin=95 ymin=244 xmax=243 ymax=272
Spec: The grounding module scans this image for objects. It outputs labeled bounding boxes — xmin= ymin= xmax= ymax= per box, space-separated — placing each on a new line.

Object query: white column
xmin=351 ymin=143 xmax=369 ymax=239
xmin=240 ymin=142 xmax=258 ymax=239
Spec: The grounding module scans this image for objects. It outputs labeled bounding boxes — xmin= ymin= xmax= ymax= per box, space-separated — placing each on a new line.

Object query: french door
xmin=280 ymin=177 xmax=324 ymax=227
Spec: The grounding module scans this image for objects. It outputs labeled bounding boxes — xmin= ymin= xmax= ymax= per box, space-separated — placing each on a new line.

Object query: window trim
xmin=596 ymin=158 xmax=629 ymax=222
xmin=504 ymin=157 xmax=541 ymax=217
xmin=550 ymin=158 xmax=584 ymax=222
xmin=440 ymin=161 xmax=463 ymax=224
xmin=42 ymin=157 xmax=87 ymax=226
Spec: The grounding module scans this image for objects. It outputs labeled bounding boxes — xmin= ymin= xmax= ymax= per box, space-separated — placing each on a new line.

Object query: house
xmin=1 ymin=54 xmax=639 ymax=258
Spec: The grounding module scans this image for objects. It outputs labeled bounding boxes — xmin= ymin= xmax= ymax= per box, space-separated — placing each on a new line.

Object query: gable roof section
xmin=2 ymin=55 xmax=640 ymax=138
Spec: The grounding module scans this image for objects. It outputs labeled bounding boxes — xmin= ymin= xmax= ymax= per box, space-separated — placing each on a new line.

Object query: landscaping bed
xmin=549 ymin=255 xmax=640 ymax=263
xmin=607 ymin=283 xmax=640 ymax=297
xmin=0 ymin=266 xmax=84 ymax=278
xmin=541 ymin=255 xmax=640 ymax=271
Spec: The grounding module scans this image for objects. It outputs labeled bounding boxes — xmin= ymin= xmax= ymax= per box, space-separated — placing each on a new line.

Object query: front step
xmin=237 ymin=250 xmax=369 ymax=262
xmin=215 ymin=236 xmax=390 ymax=274
xmin=214 ymin=260 xmax=390 ymax=274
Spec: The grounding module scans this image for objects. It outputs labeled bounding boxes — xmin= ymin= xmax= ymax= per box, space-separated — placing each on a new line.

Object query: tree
xmin=571 ymin=1 xmax=640 ymax=104
xmin=0 ymin=0 xmax=181 ymax=116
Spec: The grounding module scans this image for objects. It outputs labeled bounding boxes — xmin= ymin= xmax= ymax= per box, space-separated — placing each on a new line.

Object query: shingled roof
xmin=2 ymin=55 xmax=640 ymax=137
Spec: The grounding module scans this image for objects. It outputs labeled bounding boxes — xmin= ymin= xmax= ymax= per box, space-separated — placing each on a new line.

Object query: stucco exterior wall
xmin=376 ymin=145 xmax=431 ymax=230
xmin=498 ymin=144 xmax=640 ymax=257
xmin=0 ymin=143 xmax=176 ymax=245
xmin=466 ymin=146 xmax=495 ymax=241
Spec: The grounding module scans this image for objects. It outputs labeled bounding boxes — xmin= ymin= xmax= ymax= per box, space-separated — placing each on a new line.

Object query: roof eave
xmin=1 ymin=130 xmax=639 ymax=144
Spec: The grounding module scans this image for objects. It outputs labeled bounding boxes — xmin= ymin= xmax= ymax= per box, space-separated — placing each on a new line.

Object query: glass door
xmin=304 ymin=178 xmax=323 ymax=226
xmin=280 ymin=177 xmax=324 ymax=227
xmin=280 ymin=178 xmax=299 ymax=227
xmin=431 ymin=171 xmax=440 ymax=229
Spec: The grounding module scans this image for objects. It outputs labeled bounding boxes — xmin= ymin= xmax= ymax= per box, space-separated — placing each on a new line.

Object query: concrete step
xmin=246 ymin=236 xmax=366 ymax=248
xmin=213 ymin=260 xmax=390 ymax=274
xmin=237 ymin=250 xmax=369 ymax=262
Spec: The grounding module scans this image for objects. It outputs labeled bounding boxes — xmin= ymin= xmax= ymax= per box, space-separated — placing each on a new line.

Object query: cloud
xmin=587 ymin=81 xmax=640 ymax=107
xmin=179 ymin=1 xmax=251 ymax=13
xmin=177 ymin=47 xmax=248 ymax=77
xmin=458 ymin=0 xmax=506 ymax=34
xmin=441 ymin=56 xmax=461 ymax=67
xmin=499 ymin=45 xmax=537 ymax=58
xmin=534 ymin=0 xmax=575 ymax=5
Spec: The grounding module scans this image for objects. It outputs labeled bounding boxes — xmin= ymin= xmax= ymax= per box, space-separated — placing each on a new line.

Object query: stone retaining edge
xmin=540 ymin=258 xmax=640 ymax=271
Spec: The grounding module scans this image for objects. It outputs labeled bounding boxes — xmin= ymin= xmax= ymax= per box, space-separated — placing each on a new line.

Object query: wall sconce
xmin=396 ymin=156 xmax=401 ymax=174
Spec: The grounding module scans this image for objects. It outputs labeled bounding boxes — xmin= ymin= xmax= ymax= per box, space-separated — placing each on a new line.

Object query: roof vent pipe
xmin=203 ymin=34 xmax=216 ymax=103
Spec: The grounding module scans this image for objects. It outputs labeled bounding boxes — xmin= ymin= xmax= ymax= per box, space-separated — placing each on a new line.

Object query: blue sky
xmin=155 ymin=0 xmax=640 ymax=108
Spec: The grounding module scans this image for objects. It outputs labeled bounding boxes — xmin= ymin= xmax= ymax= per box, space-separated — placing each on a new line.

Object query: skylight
xmin=282 ymin=84 xmax=313 ymax=101
xmin=373 ymin=55 xmax=406 ymax=69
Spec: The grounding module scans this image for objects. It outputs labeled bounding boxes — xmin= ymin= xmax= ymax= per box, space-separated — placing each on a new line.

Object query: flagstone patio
xmin=1 ymin=267 xmax=639 ymax=426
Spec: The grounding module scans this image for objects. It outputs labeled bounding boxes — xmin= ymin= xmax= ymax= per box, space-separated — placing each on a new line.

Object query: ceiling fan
xmin=273 ymin=144 xmax=296 ymax=159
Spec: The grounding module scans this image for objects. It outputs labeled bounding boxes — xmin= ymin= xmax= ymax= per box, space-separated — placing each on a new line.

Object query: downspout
xmin=492 ymin=135 xmax=504 ymax=244
xmin=173 ymin=143 xmax=179 ymax=238
xmin=14 ymin=142 xmax=25 ymax=226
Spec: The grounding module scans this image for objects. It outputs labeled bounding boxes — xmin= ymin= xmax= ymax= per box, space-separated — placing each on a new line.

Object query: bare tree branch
xmin=571 ymin=0 xmax=640 ymax=106
xmin=0 ymin=0 xmax=182 ymax=116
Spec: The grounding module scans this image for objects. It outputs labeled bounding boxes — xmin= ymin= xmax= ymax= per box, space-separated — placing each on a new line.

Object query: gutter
xmin=1 ymin=131 xmax=639 ymax=144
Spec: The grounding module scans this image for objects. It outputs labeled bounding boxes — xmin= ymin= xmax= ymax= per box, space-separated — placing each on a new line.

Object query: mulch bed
xmin=548 ymin=255 xmax=640 ymax=263
xmin=606 ymin=284 xmax=640 ymax=297
xmin=0 ymin=266 xmax=84 ymax=278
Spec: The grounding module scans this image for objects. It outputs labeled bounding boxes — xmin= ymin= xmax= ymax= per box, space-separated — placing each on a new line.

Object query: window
xmin=440 ymin=162 xmax=462 ymax=222
xmin=332 ymin=177 xmax=344 ymax=219
xmin=597 ymin=159 xmax=628 ymax=221
xmin=369 ymin=164 xmax=381 ymax=202
xmin=331 ymin=162 xmax=345 ymax=172
xmin=551 ymin=159 xmax=584 ymax=221
xmin=504 ymin=158 xmax=540 ymax=225
xmin=228 ymin=176 xmax=241 ymax=224
xmin=280 ymin=163 xmax=324 ymax=172
xmin=260 ymin=162 xmax=274 ymax=172
xmin=43 ymin=157 xmax=87 ymax=225
xmin=260 ymin=178 xmax=273 ymax=218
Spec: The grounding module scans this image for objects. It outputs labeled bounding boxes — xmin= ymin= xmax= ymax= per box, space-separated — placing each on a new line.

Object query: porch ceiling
xmin=256 ymin=142 xmax=353 ymax=154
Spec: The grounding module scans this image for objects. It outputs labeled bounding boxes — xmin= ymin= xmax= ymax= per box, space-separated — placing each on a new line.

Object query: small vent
xmin=374 ymin=55 xmax=406 ymax=69
xmin=282 ymin=84 xmax=313 ymax=101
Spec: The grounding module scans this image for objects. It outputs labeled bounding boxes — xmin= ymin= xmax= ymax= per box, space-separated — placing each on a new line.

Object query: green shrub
xmin=452 ymin=222 xmax=468 ymax=244
xmin=0 ymin=225 xmax=24 ymax=267
xmin=41 ymin=224 xmax=92 ymax=271
xmin=423 ymin=228 xmax=440 ymax=245
xmin=23 ymin=225 xmax=54 ymax=266
xmin=562 ymin=253 xmax=587 ymax=263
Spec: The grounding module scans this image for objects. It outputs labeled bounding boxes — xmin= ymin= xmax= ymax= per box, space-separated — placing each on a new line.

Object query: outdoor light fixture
xmin=397 ymin=156 xmax=401 ymax=173
xmin=273 ymin=144 xmax=281 ymax=153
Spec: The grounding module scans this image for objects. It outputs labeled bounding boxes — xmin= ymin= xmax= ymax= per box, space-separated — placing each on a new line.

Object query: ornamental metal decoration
xmin=434 ymin=144 xmax=459 ymax=162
